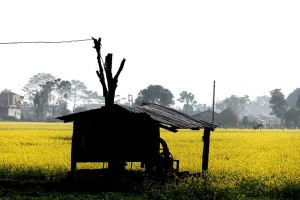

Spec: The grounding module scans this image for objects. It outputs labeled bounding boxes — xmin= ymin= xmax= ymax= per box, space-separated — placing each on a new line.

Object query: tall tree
xmin=248 ymin=95 xmax=271 ymax=115
xmin=223 ymin=95 xmax=250 ymax=117
xmin=296 ymin=95 xmax=300 ymax=109
xmin=224 ymin=95 xmax=240 ymax=112
xmin=69 ymin=80 xmax=87 ymax=112
xmin=177 ymin=91 xmax=196 ymax=105
xmin=134 ymin=85 xmax=175 ymax=107
xmin=92 ymin=37 xmax=126 ymax=106
xmin=269 ymin=89 xmax=288 ymax=125
xmin=22 ymin=73 xmax=55 ymax=103
xmin=238 ymin=95 xmax=251 ymax=116
xmin=56 ymin=80 xmax=71 ymax=116
xmin=177 ymin=91 xmax=197 ymax=115
xmin=285 ymin=93 xmax=300 ymax=128
xmin=285 ymin=107 xmax=300 ymax=128
xmin=286 ymin=88 xmax=300 ymax=108
xmin=33 ymin=80 xmax=56 ymax=121
xmin=82 ymin=90 xmax=104 ymax=105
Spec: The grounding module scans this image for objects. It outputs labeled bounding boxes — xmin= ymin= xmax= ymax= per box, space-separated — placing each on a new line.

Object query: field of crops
xmin=0 ymin=122 xmax=299 ymax=199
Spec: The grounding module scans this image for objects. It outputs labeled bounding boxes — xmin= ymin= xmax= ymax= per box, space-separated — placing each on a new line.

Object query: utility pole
xmin=212 ymin=80 xmax=216 ymax=124
xmin=202 ymin=80 xmax=215 ymax=173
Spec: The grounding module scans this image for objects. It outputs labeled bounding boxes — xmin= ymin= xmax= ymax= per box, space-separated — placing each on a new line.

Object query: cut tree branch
xmin=92 ymin=37 xmax=108 ymax=98
xmin=92 ymin=37 xmax=126 ymax=106
xmin=114 ymin=58 xmax=126 ymax=82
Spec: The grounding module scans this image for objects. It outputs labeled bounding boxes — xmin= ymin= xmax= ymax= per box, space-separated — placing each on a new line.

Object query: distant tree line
xmin=20 ymin=73 xmax=104 ymax=121
xmin=3 ymin=75 xmax=300 ymax=127
xmin=3 ymin=36 xmax=300 ymax=127
xmin=133 ymin=85 xmax=300 ymax=129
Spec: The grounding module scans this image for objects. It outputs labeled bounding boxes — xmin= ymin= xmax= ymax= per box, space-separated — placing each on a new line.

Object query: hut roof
xmin=57 ymin=103 xmax=217 ymax=132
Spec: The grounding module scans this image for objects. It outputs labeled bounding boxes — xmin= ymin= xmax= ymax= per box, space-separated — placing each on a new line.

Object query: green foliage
xmin=177 ymin=91 xmax=197 ymax=115
xmin=224 ymin=95 xmax=240 ymax=112
xmin=285 ymin=107 xmax=300 ymax=128
xmin=248 ymin=95 xmax=271 ymax=115
xmin=21 ymin=73 xmax=104 ymax=120
xmin=240 ymin=116 xmax=250 ymax=128
xmin=34 ymin=79 xmax=60 ymax=121
xmin=22 ymin=73 xmax=55 ymax=102
xmin=70 ymin=80 xmax=87 ymax=112
xmin=223 ymin=95 xmax=250 ymax=117
xmin=218 ymin=108 xmax=239 ymax=127
xmin=1 ymin=174 xmax=299 ymax=199
xmin=269 ymin=89 xmax=288 ymax=122
xmin=286 ymin=88 xmax=300 ymax=108
xmin=134 ymin=85 xmax=174 ymax=107
xmin=296 ymin=95 xmax=300 ymax=109
xmin=177 ymin=91 xmax=196 ymax=105
xmin=181 ymin=104 xmax=195 ymax=115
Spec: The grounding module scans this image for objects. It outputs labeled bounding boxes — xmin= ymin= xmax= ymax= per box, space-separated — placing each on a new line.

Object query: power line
xmin=0 ymin=38 xmax=93 ymax=45
xmin=0 ymin=37 xmax=106 ymax=65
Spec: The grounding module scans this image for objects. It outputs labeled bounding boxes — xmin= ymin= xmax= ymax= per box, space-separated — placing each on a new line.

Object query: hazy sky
xmin=1 ymin=1 xmax=299 ymax=106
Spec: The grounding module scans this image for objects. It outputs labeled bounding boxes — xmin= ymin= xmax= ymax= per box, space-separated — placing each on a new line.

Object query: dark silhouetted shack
xmin=57 ymin=103 xmax=217 ymax=178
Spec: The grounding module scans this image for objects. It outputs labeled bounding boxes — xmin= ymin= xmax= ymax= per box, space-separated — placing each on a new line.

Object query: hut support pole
xmin=202 ymin=127 xmax=211 ymax=172
xmin=70 ymin=160 xmax=76 ymax=178
xmin=70 ymin=123 xmax=79 ymax=179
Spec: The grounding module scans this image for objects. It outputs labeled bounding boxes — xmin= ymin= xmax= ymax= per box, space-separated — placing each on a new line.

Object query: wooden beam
xmin=159 ymin=124 xmax=178 ymax=133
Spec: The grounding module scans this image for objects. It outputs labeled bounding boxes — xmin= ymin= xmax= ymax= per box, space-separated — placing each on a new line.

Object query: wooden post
xmin=212 ymin=80 xmax=215 ymax=124
xmin=70 ymin=122 xmax=78 ymax=179
xmin=202 ymin=127 xmax=211 ymax=171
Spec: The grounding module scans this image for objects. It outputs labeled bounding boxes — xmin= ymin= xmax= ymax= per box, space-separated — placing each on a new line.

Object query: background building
xmin=0 ymin=92 xmax=22 ymax=120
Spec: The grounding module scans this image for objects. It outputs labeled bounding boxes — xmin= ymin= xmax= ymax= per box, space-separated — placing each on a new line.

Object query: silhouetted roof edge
xmin=56 ymin=103 xmax=218 ymax=131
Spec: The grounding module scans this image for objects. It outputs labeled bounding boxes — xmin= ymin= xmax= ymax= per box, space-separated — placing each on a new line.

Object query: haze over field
xmin=1 ymin=1 xmax=300 ymax=105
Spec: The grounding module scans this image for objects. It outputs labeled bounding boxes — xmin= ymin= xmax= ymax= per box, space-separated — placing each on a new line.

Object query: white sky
xmin=1 ymin=1 xmax=299 ymax=106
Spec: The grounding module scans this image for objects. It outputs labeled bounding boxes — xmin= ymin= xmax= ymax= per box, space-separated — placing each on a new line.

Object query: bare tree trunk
xmin=92 ymin=37 xmax=126 ymax=106
xmin=92 ymin=37 xmax=126 ymax=173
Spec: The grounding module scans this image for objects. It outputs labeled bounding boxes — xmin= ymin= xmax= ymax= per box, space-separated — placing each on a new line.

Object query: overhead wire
xmin=0 ymin=38 xmax=93 ymax=45
xmin=0 ymin=37 xmax=106 ymax=69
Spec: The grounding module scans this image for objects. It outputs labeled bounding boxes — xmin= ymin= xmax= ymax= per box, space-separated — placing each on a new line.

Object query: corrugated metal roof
xmin=57 ymin=103 xmax=217 ymax=131
xmin=119 ymin=103 xmax=217 ymax=131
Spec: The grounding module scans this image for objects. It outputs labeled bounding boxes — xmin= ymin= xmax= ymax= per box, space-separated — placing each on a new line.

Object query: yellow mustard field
xmin=0 ymin=122 xmax=299 ymax=188
xmin=0 ymin=122 xmax=72 ymax=179
xmin=162 ymin=128 xmax=300 ymax=188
